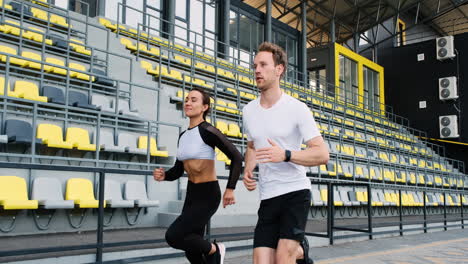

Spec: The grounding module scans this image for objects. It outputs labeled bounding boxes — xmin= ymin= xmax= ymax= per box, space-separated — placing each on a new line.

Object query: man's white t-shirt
xmin=243 ymin=93 xmax=321 ymax=200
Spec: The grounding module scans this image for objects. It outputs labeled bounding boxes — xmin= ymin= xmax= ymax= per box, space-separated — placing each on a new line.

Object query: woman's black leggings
xmin=165 ymin=180 xmax=221 ymax=264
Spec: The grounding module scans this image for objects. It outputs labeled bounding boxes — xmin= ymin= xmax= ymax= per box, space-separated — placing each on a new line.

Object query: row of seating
xmin=0 ymin=45 xmax=94 ymax=81
xmin=5 ymin=0 xmax=71 ymax=29
xmin=0 ymin=19 xmax=91 ymax=56
xmin=311 ymin=187 xmax=468 ymax=208
xmin=0 ymin=76 xmax=139 ymax=116
xmin=140 ymin=60 xmax=214 ymax=89
xmin=1 ymin=119 xmax=169 ymax=156
xmin=0 ymin=175 xmax=158 ymax=210
xmin=313 ymin=162 xmax=465 ymax=188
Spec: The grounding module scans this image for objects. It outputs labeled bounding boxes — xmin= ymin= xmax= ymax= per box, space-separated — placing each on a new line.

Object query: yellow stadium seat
xmin=0 ymin=0 xmax=13 ymax=10
xmin=217 ymin=151 xmax=231 ymax=165
xmin=215 ymin=100 xmax=227 ymax=112
xmin=216 ymin=121 xmax=229 ymax=135
xmin=0 ymin=45 xmax=28 ymax=66
xmin=37 ymin=124 xmax=73 ymax=149
xmin=217 ymin=68 xmax=235 ymax=79
xmin=21 ymin=51 xmax=43 ymax=70
xmin=31 ymin=7 xmax=49 ymax=21
xmin=140 ymin=60 xmax=159 ymax=75
xmin=65 ymin=127 xmax=96 ymax=151
xmin=69 ymin=63 xmax=93 ymax=81
xmin=0 ymin=176 xmax=38 ymax=210
xmin=227 ymin=123 xmax=242 ymax=138
xmin=225 ymin=102 xmax=239 ymax=114
xmin=0 ymin=76 xmax=13 ymax=96
xmin=99 ymin=17 xmax=118 ymax=31
xmin=3 ymin=20 xmax=21 ymax=36
xmin=23 ymin=27 xmax=53 ymax=45
xmin=174 ymin=55 xmax=192 ymax=66
xmin=359 ymin=191 xmax=383 ymax=206
xmin=66 ymin=178 xmax=102 ymax=208
xmin=137 ymin=136 xmax=169 ymax=157
xmin=70 ymin=39 xmax=91 ymax=56
xmin=50 ymin=14 xmax=70 ymax=28
xmin=9 ymin=81 xmax=47 ymax=102
xmin=32 ymin=0 xmax=49 ymax=7
xmin=44 ymin=57 xmax=67 ymax=75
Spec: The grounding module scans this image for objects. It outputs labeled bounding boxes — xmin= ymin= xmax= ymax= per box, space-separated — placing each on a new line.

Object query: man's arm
xmin=290 ymin=136 xmax=329 ymax=167
xmin=243 ymin=141 xmax=257 ymax=191
xmin=256 ymin=136 xmax=329 ymax=167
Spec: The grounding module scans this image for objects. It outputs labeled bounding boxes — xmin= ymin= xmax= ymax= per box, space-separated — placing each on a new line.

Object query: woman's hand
xmin=153 ymin=168 xmax=165 ymax=181
xmin=223 ymin=188 xmax=236 ymax=208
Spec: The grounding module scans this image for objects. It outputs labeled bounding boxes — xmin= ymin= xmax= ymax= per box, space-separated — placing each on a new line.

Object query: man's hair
xmin=257 ymin=42 xmax=288 ymax=79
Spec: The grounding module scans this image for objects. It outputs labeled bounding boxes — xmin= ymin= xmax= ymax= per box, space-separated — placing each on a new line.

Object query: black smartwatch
xmin=284 ymin=150 xmax=291 ymax=162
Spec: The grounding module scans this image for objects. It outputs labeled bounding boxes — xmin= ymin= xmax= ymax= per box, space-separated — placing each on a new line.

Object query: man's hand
xmin=243 ymin=169 xmax=257 ymax=191
xmin=223 ymin=189 xmax=236 ymax=208
xmin=153 ymin=168 xmax=165 ymax=181
xmin=255 ymin=139 xmax=285 ymax=163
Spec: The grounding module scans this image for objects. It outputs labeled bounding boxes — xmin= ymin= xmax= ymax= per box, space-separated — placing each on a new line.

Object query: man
xmin=243 ymin=42 xmax=329 ymax=264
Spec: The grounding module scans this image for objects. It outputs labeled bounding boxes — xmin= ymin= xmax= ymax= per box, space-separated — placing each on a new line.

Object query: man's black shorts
xmin=253 ymin=189 xmax=311 ymax=249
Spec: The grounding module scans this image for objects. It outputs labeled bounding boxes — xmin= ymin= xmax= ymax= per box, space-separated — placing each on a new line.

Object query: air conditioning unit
xmin=439 ymin=76 xmax=458 ymax=100
xmin=439 ymin=115 xmax=459 ymax=138
xmin=436 ymin=36 xmax=455 ymax=60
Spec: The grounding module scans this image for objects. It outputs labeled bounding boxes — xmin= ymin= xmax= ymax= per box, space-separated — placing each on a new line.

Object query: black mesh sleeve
xmin=164 ymin=159 xmax=184 ymax=181
xmin=199 ymin=122 xmax=243 ymax=189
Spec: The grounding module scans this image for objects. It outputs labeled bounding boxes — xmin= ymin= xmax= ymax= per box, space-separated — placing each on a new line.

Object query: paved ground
xmin=224 ymin=228 xmax=468 ymax=264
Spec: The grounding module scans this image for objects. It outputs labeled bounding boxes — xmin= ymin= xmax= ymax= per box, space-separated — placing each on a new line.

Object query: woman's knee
xmin=165 ymin=229 xmax=183 ymax=249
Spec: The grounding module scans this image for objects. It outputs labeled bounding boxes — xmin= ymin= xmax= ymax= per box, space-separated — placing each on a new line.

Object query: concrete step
xmin=167 ymin=200 xmax=184 ymax=213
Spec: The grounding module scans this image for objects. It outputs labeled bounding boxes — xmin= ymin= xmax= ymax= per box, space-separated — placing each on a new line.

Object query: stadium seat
xmin=44 ymin=57 xmax=67 ymax=75
xmin=0 ymin=176 xmax=38 ymax=210
xmin=0 ymin=76 xmax=13 ymax=96
xmin=137 ymin=136 xmax=169 ymax=157
xmin=311 ymin=189 xmax=325 ymax=206
xmin=66 ymin=178 xmax=103 ymax=208
xmin=91 ymin=68 xmax=115 ymax=87
xmin=37 ymin=123 xmax=73 ymax=149
xmin=2 ymin=20 xmax=21 ymax=36
xmin=0 ymin=45 xmax=28 ymax=66
xmin=225 ymin=102 xmax=239 ymax=114
xmin=21 ymin=51 xmax=43 ymax=70
xmin=50 ymin=14 xmax=70 ymax=28
xmin=69 ymin=63 xmax=93 ymax=81
xmin=0 ymin=0 xmax=12 ymax=10
xmin=69 ymin=39 xmax=91 ymax=56
xmin=216 ymin=121 xmax=229 ymax=135
xmin=215 ymin=99 xmax=227 ymax=112
xmin=9 ymin=80 xmax=48 ymax=102
xmin=124 ymin=180 xmax=159 ymax=207
xmin=65 ymin=127 xmax=96 ymax=151
xmin=42 ymin=86 xmax=65 ymax=104
xmin=118 ymin=132 xmax=146 ymax=155
xmin=320 ymin=189 xmax=343 ymax=206
xmin=117 ymin=99 xmax=140 ymax=117
xmin=23 ymin=27 xmax=53 ymax=45
xmin=92 ymin=94 xmax=115 ymax=113
xmin=68 ymin=90 xmax=97 ymax=109
xmin=31 ymin=7 xmax=49 ymax=21
xmin=99 ymin=130 xmax=126 ymax=153
xmin=335 ymin=189 xmax=352 ymax=206
xmin=104 ymin=180 xmax=134 ymax=208
xmin=226 ymin=123 xmax=242 ymax=138
xmin=5 ymin=119 xmax=42 ymax=144
xmin=32 ymin=177 xmax=74 ymax=209
xmin=216 ymin=150 xmax=231 ymax=165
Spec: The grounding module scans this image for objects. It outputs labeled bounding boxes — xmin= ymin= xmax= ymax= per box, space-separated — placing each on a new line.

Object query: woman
xmin=153 ymin=88 xmax=243 ymax=264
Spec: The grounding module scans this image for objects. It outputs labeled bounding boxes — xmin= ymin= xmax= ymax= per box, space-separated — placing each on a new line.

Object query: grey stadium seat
xmin=117 ymin=99 xmax=140 ymax=117
xmin=92 ymin=94 xmax=115 ymax=113
xmin=124 ymin=180 xmax=159 ymax=207
xmin=5 ymin=119 xmax=42 ymax=144
xmin=68 ymin=91 xmax=97 ymax=109
xmin=340 ymin=189 xmax=360 ymax=206
xmin=334 ymin=189 xmax=351 ymax=206
xmin=42 ymin=86 xmax=65 ymax=104
xmin=311 ymin=189 xmax=325 ymax=206
xmin=91 ymin=68 xmax=115 ymax=87
xmin=104 ymin=179 xmax=134 ymax=208
xmin=32 ymin=177 xmax=74 ymax=209
xmin=118 ymin=132 xmax=146 ymax=155
xmin=99 ymin=130 xmax=126 ymax=153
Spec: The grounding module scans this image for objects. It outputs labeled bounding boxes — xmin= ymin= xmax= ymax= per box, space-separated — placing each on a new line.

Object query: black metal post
xmin=444 ymin=192 xmax=447 ymax=231
xmin=399 ymin=189 xmax=403 ymax=236
xmin=423 ymin=191 xmax=427 ymax=233
xmin=96 ymin=171 xmax=105 ymax=263
xmin=460 ymin=193 xmax=464 ymax=229
xmin=328 ymin=182 xmax=334 ymax=245
xmin=367 ymin=185 xmax=373 ymax=240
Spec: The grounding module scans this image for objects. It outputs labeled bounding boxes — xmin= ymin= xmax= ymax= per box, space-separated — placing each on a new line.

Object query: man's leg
xmin=275 ymin=239 xmax=303 ymax=263
xmin=253 ymin=247 xmax=276 ymax=264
